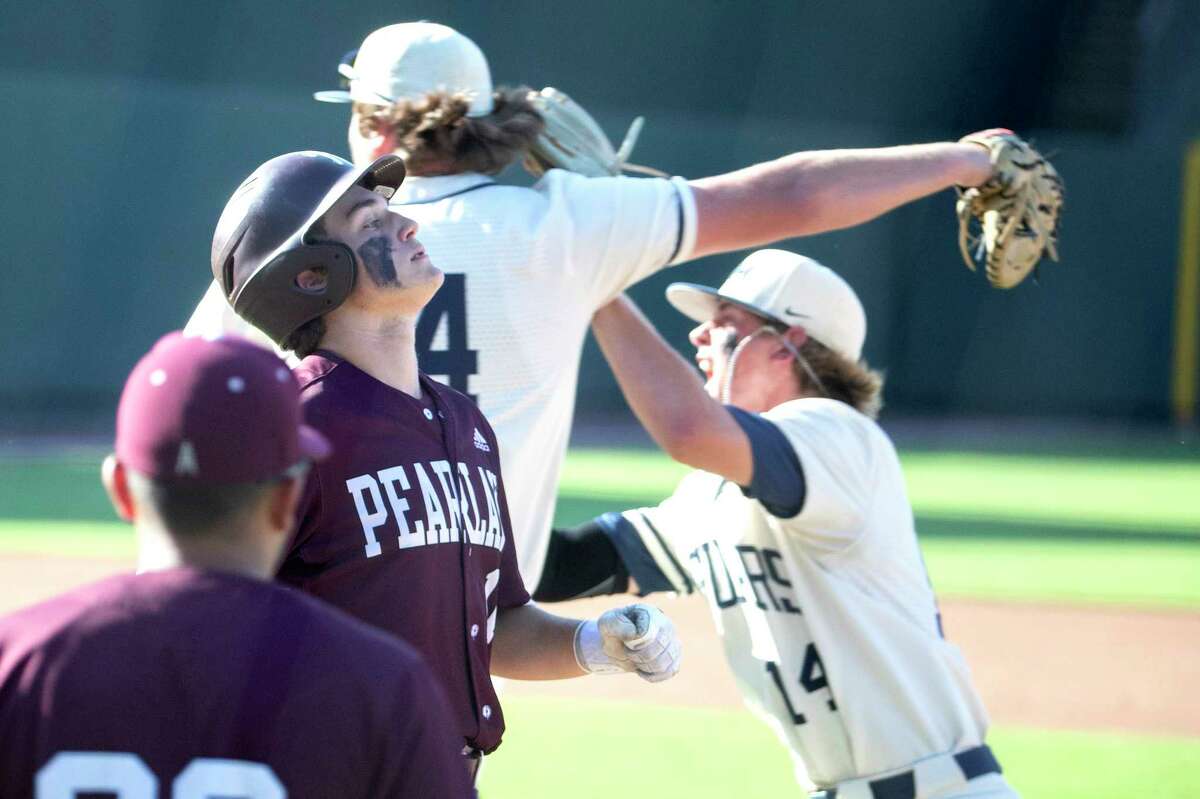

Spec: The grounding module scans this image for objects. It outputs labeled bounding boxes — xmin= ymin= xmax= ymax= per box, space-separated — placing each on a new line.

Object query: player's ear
xmin=370 ymin=127 xmax=398 ymax=161
xmin=353 ymin=121 xmax=396 ymax=162
xmin=783 ymin=325 xmax=809 ymax=352
xmin=769 ymin=325 xmax=808 ymax=361
xmin=266 ymin=473 xmax=306 ymax=537
xmin=101 ymin=455 xmax=135 ymax=522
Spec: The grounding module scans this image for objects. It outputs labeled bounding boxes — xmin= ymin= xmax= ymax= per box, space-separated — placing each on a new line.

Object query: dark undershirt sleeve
xmin=595 ymin=512 xmax=676 ymax=595
xmin=533 ymin=516 xmax=628 ymax=602
xmin=726 ymin=406 xmax=807 ymax=518
xmin=532 ymin=513 xmax=674 ymax=601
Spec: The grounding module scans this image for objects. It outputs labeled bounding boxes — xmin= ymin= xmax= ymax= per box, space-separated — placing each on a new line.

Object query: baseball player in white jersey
xmin=187 ymin=21 xmax=1008 ymax=593
xmin=542 ymin=249 xmax=1017 ymax=798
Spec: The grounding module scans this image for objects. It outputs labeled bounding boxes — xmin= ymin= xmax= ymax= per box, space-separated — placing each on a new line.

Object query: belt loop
xmin=955 ymin=744 xmax=1001 ymax=779
xmin=868 ymin=770 xmax=915 ymax=799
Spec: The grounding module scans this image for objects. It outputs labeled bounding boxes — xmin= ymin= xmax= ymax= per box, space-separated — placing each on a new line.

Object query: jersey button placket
xmin=481 ymin=704 xmax=492 ymax=720
xmin=470 ymin=623 xmax=479 ymax=638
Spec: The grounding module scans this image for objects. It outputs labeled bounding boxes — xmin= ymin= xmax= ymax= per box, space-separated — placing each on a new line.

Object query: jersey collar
xmin=390 ymin=172 xmax=495 ymax=205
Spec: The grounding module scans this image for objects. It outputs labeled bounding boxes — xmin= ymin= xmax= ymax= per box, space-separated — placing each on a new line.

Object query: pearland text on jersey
xmin=346 ymin=459 xmax=506 ymax=558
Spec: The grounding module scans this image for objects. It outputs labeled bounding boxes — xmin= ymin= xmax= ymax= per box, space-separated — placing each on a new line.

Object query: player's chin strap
xmin=720 ymin=326 xmax=830 ymax=404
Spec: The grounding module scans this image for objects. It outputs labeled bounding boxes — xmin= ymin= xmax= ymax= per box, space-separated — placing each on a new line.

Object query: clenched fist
xmin=574 ymin=604 xmax=682 ymax=683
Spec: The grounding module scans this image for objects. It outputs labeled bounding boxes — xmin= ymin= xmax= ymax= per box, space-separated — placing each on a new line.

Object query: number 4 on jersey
xmin=766 ymin=642 xmax=838 ymax=725
xmin=416 ymin=274 xmax=479 ymax=401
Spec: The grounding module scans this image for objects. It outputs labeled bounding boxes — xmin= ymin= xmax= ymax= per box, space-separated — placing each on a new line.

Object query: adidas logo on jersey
xmin=473 ymin=428 xmax=490 ymax=452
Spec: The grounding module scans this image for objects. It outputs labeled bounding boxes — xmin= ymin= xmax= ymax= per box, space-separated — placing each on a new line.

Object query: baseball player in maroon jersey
xmin=208 ymin=150 xmax=683 ymax=774
xmin=0 ymin=332 xmax=473 ymax=798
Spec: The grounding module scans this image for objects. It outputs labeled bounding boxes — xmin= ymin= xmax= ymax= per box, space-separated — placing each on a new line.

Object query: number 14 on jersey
xmin=767 ymin=642 xmax=838 ymax=725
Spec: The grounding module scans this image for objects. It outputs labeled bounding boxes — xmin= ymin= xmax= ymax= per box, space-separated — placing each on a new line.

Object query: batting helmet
xmin=210 ymin=151 xmax=407 ymax=345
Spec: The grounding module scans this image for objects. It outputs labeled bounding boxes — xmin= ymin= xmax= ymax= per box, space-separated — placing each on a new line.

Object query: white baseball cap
xmin=666 ymin=249 xmax=867 ymax=361
xmin=313 ymin=22 xmax=495 ymax=118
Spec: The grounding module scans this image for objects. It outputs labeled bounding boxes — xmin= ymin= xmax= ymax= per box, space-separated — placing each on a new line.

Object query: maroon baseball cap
xmin=115 ymin=332 xmax=330 ymax=483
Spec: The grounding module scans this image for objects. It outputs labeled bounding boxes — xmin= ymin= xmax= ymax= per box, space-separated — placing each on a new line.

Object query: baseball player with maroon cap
xmin=0 ymin=332 xmax=474 ymax=798
xmin=208 ymin=149 xmax=683 ymax=773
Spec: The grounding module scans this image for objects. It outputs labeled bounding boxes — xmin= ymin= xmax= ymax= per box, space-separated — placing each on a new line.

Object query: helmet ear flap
xmin=233 ymin=242 xmax=357 ymax=345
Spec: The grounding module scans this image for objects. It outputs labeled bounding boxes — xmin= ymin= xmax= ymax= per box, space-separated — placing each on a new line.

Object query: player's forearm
xmin=688 ymin=142 xmax=991 ymax=258
xmin=489 ymin=604 xmax=586 ymax=680
xmin=591 ymin=296 xmax=735 ymax=468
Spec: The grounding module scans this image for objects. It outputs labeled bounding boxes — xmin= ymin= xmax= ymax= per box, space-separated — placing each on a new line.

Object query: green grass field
xmin=485 ymin=698 xmax=1200 ymax=799
xmin=2 ymin=446 xmax=1198 ymax=797
xmin=557 ymin=448 xmax=1200 ymax=609
xmin=2 ymin=446 xmax=1199 ymax=608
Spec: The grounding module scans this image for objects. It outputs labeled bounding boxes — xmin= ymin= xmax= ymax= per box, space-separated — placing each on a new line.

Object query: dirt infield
xmin=3 ymin=554 xmax=1196 ymax=737
xmin=502 ymin=594 xmax=1200 ymax=738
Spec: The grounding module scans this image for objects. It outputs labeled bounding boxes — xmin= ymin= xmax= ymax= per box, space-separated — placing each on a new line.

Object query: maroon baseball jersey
xmin=0 ymin=567 xmax=472 ymax=799
xmin=281 ymin=353 xmax=531 ymax=754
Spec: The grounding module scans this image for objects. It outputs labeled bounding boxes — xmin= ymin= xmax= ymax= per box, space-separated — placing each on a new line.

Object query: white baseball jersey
xmin=619 ymin=398 xmax=998 ymax=793
xmin=186 ymin=169 xmax=697 ymax=589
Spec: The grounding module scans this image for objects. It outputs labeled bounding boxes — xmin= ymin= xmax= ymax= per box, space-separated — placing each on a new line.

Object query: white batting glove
xmin=574 ymin=604 xmax=682 ymax=683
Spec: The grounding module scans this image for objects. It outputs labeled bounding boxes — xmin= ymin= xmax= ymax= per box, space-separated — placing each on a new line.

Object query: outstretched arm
xmin=591 ymin=295 xmax=753 ymax=484
xmin=490 ymin=604 xmax=586 ymax=679
xmin=688 ymin=142 xmax=991 ymax=259
xmin=491 ymin=601 xmax=681 ymax=683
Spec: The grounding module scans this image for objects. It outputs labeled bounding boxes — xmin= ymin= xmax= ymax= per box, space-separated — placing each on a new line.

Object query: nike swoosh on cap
xmin=783 ymin=307 xmax=812 ymax=318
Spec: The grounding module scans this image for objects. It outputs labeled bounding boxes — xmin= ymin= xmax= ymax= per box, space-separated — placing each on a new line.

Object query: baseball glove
xmin=956 ymin=129 xmax=1064 ymax=289
xmin=523 ymin=87 xmax=667 ymax=179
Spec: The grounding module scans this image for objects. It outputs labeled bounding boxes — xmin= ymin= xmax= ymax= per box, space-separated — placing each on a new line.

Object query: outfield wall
xmin=1 ymin=1 xmax=1195 ymax=422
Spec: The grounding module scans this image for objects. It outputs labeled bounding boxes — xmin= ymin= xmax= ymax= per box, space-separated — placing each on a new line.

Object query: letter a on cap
xmin=175 ymin=440 xmax=199 ymax=476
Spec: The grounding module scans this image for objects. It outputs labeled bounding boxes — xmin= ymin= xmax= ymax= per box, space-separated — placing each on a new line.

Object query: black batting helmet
xmin=210 ymin=151 xmax=407 ymax=345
